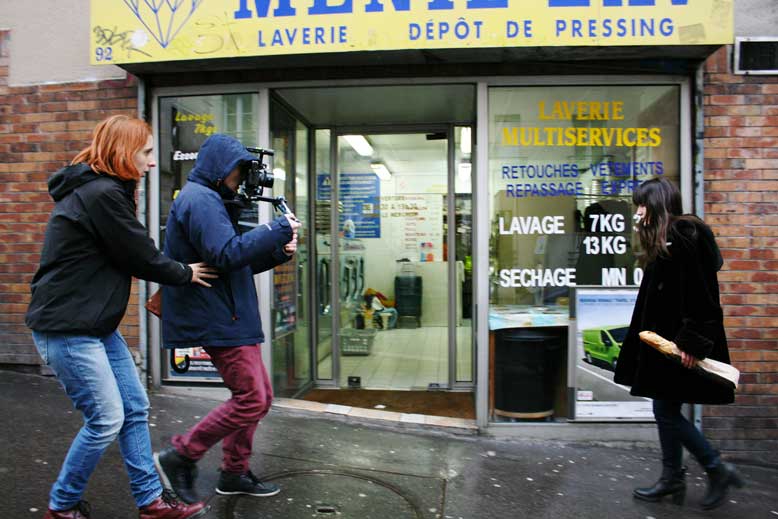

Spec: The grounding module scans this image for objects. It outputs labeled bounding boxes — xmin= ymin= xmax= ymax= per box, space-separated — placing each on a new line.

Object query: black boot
xmin=633 ymin=466 xmax=687 ymax=505
xmin=154 ymin=447 xmax=200 ymax=504
xmin=216 ymin=470 xmax=281 ymax=497
xmin=701 ymin=462 xmax=744 ymax=510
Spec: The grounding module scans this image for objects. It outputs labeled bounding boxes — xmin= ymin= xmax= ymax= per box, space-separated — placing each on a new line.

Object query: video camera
xmin=239 ymin=147 xmax=291 ymax=215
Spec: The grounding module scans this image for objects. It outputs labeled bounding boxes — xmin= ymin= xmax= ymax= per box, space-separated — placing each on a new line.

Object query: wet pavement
xmin=2 ymin=369 xmax=777 ymax=519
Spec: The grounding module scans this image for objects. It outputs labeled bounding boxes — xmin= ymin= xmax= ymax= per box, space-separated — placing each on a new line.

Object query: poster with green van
xmin=582 ymin=325 xmax=629 ymax=372
xmin=573 ymin=287 xmax=653 ymax=421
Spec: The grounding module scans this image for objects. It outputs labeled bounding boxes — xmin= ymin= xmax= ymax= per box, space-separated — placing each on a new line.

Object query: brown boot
xmin=139 ymin=490 xmax=207 ymax=519
xmin=43 ymin=501 xmax=91 ymax=518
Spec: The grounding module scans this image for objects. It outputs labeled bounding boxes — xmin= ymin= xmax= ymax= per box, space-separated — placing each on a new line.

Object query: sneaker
xmin=43 ymin=500 xmax=91 ymax=518
xmin=154 ymin=447 xmax=200 ymax=504
xmin=216 ymin=470 xmax=280 ymax=497
xmin=138 ymin=489 xmax=207 ymax=519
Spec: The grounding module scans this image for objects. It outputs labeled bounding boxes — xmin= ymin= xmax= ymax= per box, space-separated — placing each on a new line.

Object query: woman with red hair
xmin=26 ymin=115 xmax=214 ymax=519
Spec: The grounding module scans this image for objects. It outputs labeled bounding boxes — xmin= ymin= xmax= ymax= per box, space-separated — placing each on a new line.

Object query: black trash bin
xmin=494 ymin=328 xmax=564 ymax=419
xmin=394 ymin=274 xmax=422 ymax=326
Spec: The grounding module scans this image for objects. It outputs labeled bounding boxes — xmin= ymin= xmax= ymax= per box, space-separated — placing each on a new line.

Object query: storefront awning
xmin=91 ymin=0 xmax=732 ymax=71
xmin=117 ymin=44 xmax=723 ymax=81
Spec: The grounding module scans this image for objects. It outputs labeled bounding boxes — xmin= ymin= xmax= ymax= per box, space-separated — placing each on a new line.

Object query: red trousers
xmin=172 ymin=344 xmax=273 ymax=474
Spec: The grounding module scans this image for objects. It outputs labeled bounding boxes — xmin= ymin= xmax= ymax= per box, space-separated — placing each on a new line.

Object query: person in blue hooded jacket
xmin=154 ymin=134 xmax=301 ymax=504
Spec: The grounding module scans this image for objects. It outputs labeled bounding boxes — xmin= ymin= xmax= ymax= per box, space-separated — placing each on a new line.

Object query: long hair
xmin=71 ymin=115 xmax=151 ymax=181
xmin=632 ymin=177 xmax=683 ymax=265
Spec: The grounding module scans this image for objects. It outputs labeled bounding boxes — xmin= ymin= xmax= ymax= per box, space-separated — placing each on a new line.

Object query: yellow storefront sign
xmin=90 ymin=0 xmax=733 ymax=65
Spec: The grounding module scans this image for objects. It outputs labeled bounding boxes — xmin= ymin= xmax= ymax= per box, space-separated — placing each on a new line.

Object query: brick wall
xmin=0 ymin=30 xmax=141 ymax=369
xmin=703 ymin=46 xmax=778 ymax=465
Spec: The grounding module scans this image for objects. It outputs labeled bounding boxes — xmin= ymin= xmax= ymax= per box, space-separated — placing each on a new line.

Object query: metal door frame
xmin=319 ymin=124 xmax=473 ymax=391
xmin=268 ymin=94 xmax=317 ymax=397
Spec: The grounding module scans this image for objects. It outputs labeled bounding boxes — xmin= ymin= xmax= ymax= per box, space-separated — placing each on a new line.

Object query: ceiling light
xmin=460 ymin=127 xmax=472 ymax=155
xmin=343 ymin=135 xmax=374 ymax=157
xmin=370 ymin=162 xmax=391 ymax=181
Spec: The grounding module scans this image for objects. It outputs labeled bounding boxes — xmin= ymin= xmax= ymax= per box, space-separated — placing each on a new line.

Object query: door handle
xmin=341 ymin=263 xmax=352 ymax=301
xmin=351 ymin=261 xmax=360 ymax=300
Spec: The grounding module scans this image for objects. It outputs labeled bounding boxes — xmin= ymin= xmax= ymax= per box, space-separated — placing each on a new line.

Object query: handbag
xmin=639 ymin=331 xmax=740 ymax=390
xmin=144 ymin=290 xmax=191 ymax=374
xmin=145 ymin=289 xmax=162 ymax=318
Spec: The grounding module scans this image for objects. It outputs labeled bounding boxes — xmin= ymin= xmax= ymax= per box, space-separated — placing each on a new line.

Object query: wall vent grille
xmin=734 ymin=37 xmax=778 ymax=75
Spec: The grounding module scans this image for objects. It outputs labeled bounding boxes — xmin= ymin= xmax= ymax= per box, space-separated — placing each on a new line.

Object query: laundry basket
xmin=340 ymin=328 xmax=377 ymax=356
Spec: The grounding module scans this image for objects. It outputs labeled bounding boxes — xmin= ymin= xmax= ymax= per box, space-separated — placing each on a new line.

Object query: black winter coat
xmin=26 ymin=163 xmax=193 ymax=336
xmin=614 ymin=217 xmax=735 ymax=405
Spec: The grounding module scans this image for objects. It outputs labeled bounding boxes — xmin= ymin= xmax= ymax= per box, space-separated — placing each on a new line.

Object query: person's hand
xmin=284 ymin=234 xmax=298 ymax=255
xmin=680 ymin=350 xmax=698 ymax=369
xmin=284 ymin=213 xmax=302 ymax=231
xmin=283 ymin=213 xmax=301 ymax=256
xmin=189 ymin=262 xmax=219 ymax=287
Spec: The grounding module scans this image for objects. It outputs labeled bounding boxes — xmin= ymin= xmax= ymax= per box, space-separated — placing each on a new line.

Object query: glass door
xmin=157 ymin=92 xmax=259 ymax=382
xmin=453 ymin=126 xmax=474 ymax=386
xmin=314 ymin=129 xmax=334 ymax=383
xmin=326 ymin=130 xmax=472 ymax=390
xmin=269 ymin=98 xmax=313 ymax=397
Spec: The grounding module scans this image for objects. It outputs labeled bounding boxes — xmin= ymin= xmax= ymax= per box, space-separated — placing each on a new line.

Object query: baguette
xmin=639 ymin=331 xmax=679 ymax=356
xmin=639 ymin=331 xmax=740 ymax=391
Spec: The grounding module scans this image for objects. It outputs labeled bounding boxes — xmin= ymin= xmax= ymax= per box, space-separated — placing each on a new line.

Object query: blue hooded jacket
xmin=161 ymin=134 xmax=293 ymax=349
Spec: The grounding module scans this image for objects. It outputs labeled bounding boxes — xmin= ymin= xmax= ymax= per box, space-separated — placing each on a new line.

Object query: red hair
xmin=72 ymin=115 xmax=152 ymax=181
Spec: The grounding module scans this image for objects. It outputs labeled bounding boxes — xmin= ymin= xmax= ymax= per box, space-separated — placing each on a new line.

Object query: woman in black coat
xmin=26 ymin=115 xmax=215 ymax=519
xmin=614 ymin=177 xmax=743 ymax=510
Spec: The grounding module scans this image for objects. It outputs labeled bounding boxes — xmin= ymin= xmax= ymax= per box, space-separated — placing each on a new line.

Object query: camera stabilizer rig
xmin=239 ymin=146 xmax=292 ymax=215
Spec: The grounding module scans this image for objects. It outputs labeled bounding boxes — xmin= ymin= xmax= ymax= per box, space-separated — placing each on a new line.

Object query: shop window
xmin=157 ymin=92 xmax=258 ymax=381
xmin=158 ymin=93 xmax=258 ymax=241
xmin=487 ymin=85 xmax=680 ymax=421
xmin=488 ymin=85 xmax=680 ymax=309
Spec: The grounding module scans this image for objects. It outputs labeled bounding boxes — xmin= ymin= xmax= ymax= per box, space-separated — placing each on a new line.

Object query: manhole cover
xmin=230 ymin=469 xmax=424 ymax=519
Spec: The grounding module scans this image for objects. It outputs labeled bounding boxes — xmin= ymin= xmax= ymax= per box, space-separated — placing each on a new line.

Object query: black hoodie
xmin=26 ymin=164 xmax=192 ymax=336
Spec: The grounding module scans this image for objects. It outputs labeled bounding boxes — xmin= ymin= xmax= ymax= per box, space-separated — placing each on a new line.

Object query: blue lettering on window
xmin=364 ymin=0 xmax=410 ymax=12
xmin=660 ymin=17 xmax=674 ymax=35
xmin=549 ymin=0 xmax=589 ymax=6
xmin=309 ymin=0 xmax=353 ymax=14
xmin=551 ymin=0 xmax=688 ymax=5
xmin=467 ymin=0 xmax=509 ymax=9
xmin=235 ymin=0 xmax=252 ymax=17
xmin=234 ymin=0 xmax=296 ymax=18
xmin=427 ymin=0 xmax=454 ymax=9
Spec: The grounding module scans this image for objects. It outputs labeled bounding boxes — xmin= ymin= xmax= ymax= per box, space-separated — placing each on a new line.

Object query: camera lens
xmin=239 ymin=147 xmax=276 ymax=201
xmin=260 ymin=169 xmax=274 ymax=189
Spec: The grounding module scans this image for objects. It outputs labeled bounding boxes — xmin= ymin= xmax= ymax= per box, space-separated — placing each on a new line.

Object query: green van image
xmin=582 ymin=325 xmax=629 ymax=371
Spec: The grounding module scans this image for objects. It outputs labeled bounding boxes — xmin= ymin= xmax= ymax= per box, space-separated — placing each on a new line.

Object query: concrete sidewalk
xmin=2 ymin=370 xmax=777 ymax=519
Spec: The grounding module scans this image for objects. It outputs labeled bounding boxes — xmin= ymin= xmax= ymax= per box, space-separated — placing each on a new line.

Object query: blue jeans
xmin=653 ymin=399 xmax=720 ymax=471
xmin=32 ymin=330 xmax=163 ymax=510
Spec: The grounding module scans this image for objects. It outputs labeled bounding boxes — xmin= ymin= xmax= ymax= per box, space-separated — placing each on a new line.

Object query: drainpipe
xmin=693 ymin=60 xmax=706 ymax=432
xmin=137 ymin=76 xmax=149 ymax=386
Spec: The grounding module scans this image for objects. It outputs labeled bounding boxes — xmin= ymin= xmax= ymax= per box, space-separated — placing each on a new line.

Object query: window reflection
xmin=488 ymin=85 xmax=680 ymax=307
